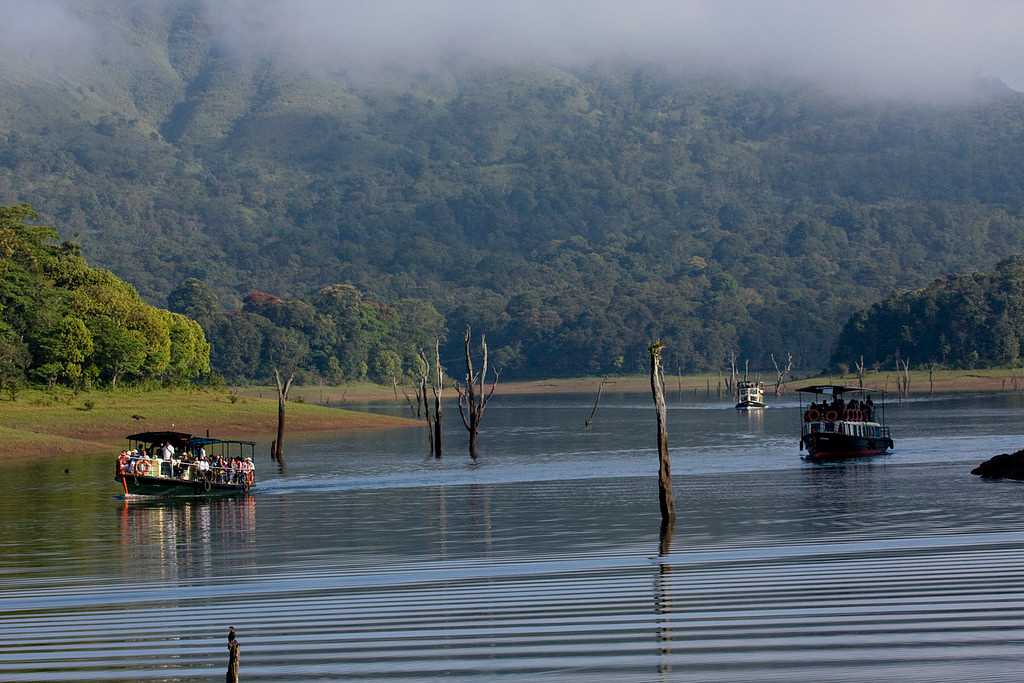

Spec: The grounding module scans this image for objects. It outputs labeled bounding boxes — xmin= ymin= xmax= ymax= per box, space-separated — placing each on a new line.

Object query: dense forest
xmin=3 ymin=3 xmax=1024 ymax=376
xmin=832 ymin=257 xmax=1024 ymax=370
xmin=0 ymin=205 xmax=209 ymax=395
xmin=168 ymin=278 xmax=444 ymax=383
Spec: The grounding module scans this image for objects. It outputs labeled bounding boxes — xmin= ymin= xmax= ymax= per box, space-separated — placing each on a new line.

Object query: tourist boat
xmin=797 ymin=385 xmax=894 ymax=460
xmin=735 ymin=380 xmax=766 ymax=410
xmin=114 ymin=431 xmax=256 ymax=497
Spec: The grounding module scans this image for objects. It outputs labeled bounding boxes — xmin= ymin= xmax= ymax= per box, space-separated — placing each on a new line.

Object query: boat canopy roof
xmin=126 ymin=432 xmax=255 ymax=448
xmin=796 ymin=385 xmax=870 ymax=395
xmin=127 ymin=431 xmax=192 ymax=444
xmin=191 ymin=436 xmax=256 ymax=447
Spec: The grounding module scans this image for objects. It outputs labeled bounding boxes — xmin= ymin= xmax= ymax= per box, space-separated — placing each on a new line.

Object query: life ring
xmin=808 ymin=409 xmax=821 ymax=421
xmin=135 ymin=460 xmax=149 ymax=476
xmin=825 ymin=410 xmax=839 ymax=422
xmin=203 ymin=478 xmax=212 ymax=492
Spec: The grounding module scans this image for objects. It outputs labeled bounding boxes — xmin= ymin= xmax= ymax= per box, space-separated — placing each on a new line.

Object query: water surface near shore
xmin=1 ymin=393 xmax=1023 ymax=681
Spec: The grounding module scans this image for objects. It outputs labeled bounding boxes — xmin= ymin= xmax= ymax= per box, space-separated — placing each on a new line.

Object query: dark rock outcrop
xmin=971 ymin=449 xmax=1024 ymax=480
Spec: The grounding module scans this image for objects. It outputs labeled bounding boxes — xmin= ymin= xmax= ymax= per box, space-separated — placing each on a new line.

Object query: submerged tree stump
xmin=649 ymin=341 xmax=675 ymax=523
xmin=273 ymin=369 xmax=295 ymax=461
xmin=226 ymin=626 xmax=239 ymax=683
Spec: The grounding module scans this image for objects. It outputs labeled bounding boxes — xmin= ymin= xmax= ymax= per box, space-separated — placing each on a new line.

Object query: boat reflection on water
xmin=117 ymin=496 xmax=256 ymax=579
xmin=741 ymin=407 xmax=764 ymax=433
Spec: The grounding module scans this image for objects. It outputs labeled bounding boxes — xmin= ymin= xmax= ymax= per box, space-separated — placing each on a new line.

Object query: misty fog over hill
xmin=2 ymin=0 xmax=1024 ymax=376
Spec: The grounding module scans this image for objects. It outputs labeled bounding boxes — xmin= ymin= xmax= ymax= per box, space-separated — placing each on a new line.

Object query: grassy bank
xmin=0 ymin=388 xmax=418 ymax=460
xmin=237 ymin=368 xmax=1024 ymax=405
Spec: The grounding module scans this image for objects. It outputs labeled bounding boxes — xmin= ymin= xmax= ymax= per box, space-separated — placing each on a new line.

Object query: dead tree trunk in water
xmin=676 ymin=362 xmax=683 ymax=402
xmin=650 ymin=341 xmax=676 ymax=523
xmin=273 ymin=369 xmax=294 ymax=461
xmin=225 ymin=627 xmax=239 ymax=683
xmin=456 ymin=328 xmax=500 ymax=458
xmin=896 ymin=358 xmax=911 ymax=402
xmin=855 ymin=355 xmax=866 ymax=389
xmin=727 ymin=351 xmax=737 ymax=399
xmin=431 ymin=339 xmax=444 ymax=457
xmin=584 ymin=377 xmax=608 ymax=429
xmin=770 ymin=352 xmax=794 ymax=397
xmin=416 ymin=352 xmax=435 ymax=455
xmin=400 ymin=383 xmax=419 ymax=418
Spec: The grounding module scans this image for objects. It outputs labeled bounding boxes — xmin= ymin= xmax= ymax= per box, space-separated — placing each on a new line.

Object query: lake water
xmin=2 ymin=392 xmax=1024 ymax=681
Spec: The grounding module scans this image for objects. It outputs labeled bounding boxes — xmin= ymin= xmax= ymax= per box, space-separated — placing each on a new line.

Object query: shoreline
xmin=240 ymin=368 xmax=1024 ymax=404
xmin=0 ymin=388 xmax=419 ymax=461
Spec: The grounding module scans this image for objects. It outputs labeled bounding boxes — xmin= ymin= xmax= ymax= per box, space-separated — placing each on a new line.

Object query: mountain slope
xmin=2 ymin=4 xmax=1024 ymax=376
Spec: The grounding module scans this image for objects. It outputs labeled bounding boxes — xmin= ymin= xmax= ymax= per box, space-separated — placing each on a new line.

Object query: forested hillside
xmin=3 ymin=2 xmax=1024 ymax=377
xmin=0 ymin=205 xmax=209 ymax=394
xmin=832 ymin=257 xmax=1024 ymax=370
xmin=167 ymin=278 xmax=444 ymax=384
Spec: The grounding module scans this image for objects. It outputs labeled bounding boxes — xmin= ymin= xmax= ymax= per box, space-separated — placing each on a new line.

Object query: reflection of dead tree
xmin=455 ymin=328 xmax=500 ymax=459
xmin=650 ymin=341 xmax=676 ymax=524
xmin=655 ymin=516 xmax=675 ymax=677
xmin=770 ymin=352 xmax=794 ymax=397
xmin=584 ymin=377 xmax=608 ymax=429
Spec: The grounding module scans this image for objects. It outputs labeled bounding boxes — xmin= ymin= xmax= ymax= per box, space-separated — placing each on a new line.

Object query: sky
xmin=1 ymin=0 xmax=1022 ymax=98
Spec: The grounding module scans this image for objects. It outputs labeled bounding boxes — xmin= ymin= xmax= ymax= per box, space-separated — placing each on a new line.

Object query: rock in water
xmin=971 ymin=449 xmax=1024 ymax=480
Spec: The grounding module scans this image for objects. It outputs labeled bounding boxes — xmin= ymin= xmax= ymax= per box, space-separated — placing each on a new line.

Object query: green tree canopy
xmin=0 ymin=205 xmax=211 ymax=390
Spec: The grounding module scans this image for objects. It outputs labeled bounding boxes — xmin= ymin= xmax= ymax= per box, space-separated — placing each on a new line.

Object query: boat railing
xmin=802 ymin=421 xmax=891 ymax=439
xmin=119 ymin=457 xmax=251 ymax=484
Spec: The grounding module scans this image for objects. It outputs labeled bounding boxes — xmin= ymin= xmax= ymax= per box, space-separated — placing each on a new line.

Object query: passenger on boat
xmin=197 ymin=455 xmax=210 ymax=481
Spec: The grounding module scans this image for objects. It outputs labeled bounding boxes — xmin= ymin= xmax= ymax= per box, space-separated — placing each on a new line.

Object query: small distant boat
xmin=797 ymin=385 xmax=894 ymax=460
xmin=735 ymin=380 xmax=766 ymax=410
xmin=114 ymin=431 xmax=256 ymax=497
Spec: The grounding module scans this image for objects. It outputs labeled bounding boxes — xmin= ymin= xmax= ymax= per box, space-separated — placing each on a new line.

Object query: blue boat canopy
xmin=126 ymin=432 xmax=255 ymax=449
xmin=190 ymin=436 xmax=256 ymax=447
xmin=796 ymin=385 xmax=869 ymax=395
